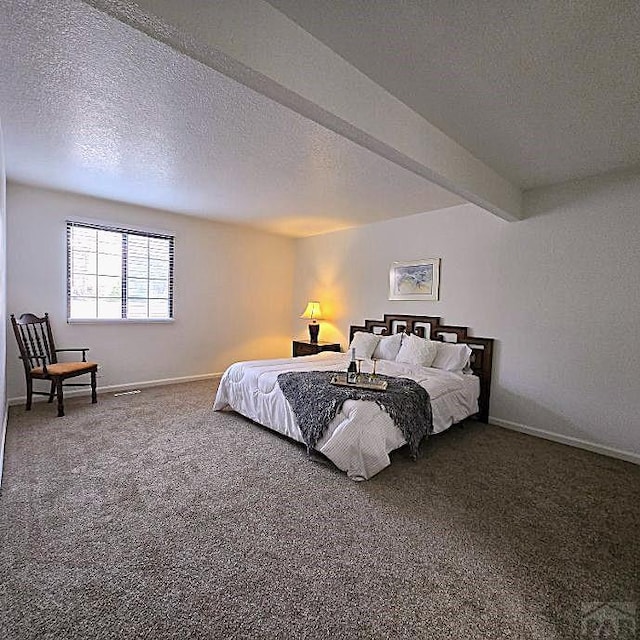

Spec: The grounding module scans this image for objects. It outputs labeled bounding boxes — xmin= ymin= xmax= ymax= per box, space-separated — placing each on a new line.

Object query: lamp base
xmin=308 ymin=323 xmax=320 ymax=343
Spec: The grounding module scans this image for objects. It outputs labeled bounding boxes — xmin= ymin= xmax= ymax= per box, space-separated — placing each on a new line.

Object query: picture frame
xmin=388 ymin=259 xmax=440 ymax=301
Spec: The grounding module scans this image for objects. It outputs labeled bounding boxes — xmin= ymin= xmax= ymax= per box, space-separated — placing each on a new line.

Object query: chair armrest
xmin=56 ymin=348 xmax=90 ymax=362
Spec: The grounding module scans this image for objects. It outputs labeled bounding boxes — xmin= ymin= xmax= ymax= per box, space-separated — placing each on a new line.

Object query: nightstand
xmin=292 ymin=340 xmax=341 ymax=357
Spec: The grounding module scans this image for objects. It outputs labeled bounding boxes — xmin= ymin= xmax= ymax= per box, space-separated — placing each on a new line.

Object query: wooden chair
xmin=11 ymin=312 xmax=98 ymax=417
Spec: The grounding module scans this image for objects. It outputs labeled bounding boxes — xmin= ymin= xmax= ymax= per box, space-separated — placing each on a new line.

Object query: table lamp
xmin=300 ymin=301 xmax=323 ymax=343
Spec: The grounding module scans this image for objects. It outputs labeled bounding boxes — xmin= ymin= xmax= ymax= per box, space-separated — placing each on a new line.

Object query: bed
xmin=213 ymin=314 xmax=494 ymax=480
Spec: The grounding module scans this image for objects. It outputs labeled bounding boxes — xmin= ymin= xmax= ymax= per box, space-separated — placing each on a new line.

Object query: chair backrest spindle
xmin=44 ymin=313 xmax=57 ymax=362
xmin=34 ymin=321 xmax=52 ymax=364
xmin=22 ymin=324 xmax=37 ymax=369
xmin=26 ymin=325 xmax=40 ymax=363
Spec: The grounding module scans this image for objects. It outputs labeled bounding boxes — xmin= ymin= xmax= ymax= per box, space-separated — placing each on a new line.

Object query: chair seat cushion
xmin=31 ymin=362 xmax=98 ymax=376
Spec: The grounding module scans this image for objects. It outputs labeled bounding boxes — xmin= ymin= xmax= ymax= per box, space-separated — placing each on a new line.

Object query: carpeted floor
xmin=1 ymin=380 xmax=638 ymax=640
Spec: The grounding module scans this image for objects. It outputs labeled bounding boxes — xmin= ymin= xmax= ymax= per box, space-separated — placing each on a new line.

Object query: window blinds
xmin=66 ymin=221 xmax=174 ymax=320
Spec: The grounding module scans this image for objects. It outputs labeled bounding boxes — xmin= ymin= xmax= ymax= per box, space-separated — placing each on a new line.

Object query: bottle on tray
xmin=347 ymin=348 xmax=358 ymax=384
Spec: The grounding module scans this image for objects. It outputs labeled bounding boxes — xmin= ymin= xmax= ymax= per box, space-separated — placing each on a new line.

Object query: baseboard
xmin=8 ymin=372 xmax=223 ymax=406
xmin=490 ymin=416 xmax=640 ymax=466
xmin=0 ymin=401 xmax=7 ymax=488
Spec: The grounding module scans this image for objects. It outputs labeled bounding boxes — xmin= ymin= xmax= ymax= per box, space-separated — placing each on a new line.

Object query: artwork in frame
xmin=389 ymin=259 xmax=441 ymax=301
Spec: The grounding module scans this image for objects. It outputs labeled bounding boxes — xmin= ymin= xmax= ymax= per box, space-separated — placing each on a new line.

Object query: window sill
xmin=67 ymin=318 xmax=175 ymax=324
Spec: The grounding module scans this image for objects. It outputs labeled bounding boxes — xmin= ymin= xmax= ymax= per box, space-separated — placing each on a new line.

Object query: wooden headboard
xmin=349 ymin=314 xmax=494 ymax=423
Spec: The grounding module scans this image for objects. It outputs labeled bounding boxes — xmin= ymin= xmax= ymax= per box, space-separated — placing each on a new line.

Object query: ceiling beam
xmin=83 ymin=0 xmax=522 ymax=221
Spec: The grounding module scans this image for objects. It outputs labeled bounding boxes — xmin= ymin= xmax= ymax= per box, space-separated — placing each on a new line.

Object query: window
xmin=67 ymin=221 xmax=174 ymax=321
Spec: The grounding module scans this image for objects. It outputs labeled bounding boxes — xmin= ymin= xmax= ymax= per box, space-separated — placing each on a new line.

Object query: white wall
xmin=293 ymin=170 xmax=640 ymax=459
xmin=0 ymin=122 xmax=7 ymax=480
xmin=6 ymin=182 xmax=295 ymax=400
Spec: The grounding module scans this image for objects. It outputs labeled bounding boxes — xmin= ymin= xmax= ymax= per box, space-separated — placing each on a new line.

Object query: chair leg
xmin=56 ymin=379 xmax=65 ymax=417
xmin=26 ymin=377 xmax=33 ymax=411
xmin=48 ymin=380 xmax=55 ymax=403
xmin=91 ymin=370 xmax=97 ymax=404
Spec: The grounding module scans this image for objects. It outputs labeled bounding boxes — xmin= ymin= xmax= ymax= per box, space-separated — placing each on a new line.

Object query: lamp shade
xmin=300 ymin=301 xmax=322 ymax=321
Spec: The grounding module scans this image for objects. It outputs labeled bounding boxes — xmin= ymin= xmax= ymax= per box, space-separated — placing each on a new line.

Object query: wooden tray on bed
xmin=330 ymin=373 xmax=388 ymax=391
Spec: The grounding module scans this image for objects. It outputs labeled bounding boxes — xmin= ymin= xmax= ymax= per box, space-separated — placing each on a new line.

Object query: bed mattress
xmin=213 ymin=352 xmax=479 ymax=480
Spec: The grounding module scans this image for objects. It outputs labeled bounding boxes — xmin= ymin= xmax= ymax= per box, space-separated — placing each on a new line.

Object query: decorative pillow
xmin=431 ymin=342 xmax=473 ymax=372
xmin=394 ymin=333 xmax=437 ymax=367
xmin=372 ymin=332 xmax=403 ymax=361
xmin=348 ymin=331 xmax=380 ymax=360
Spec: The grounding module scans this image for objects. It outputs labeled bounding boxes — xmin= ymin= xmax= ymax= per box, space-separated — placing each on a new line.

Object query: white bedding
xmin=213 ymin=352 xmax=479 ymax=481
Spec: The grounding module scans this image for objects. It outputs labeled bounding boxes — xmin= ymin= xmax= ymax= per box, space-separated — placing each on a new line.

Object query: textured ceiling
xmin=268 ymin=0 xmax=640 ymax=189
xmin=0 ymin=0 xmax=463 ymax=237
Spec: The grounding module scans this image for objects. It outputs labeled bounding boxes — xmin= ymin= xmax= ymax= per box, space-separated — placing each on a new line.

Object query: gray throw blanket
xmin=277 ymin=371 xmax=432 ymax=458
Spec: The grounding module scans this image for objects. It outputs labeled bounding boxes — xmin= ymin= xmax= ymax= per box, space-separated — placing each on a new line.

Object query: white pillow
xmin=395 ymin=333 xmax=437 ymax=367
xmin=431 ymin=342 xmax=473 ymax=372
xmin=372 ymin=332 xmax=403 ymax=361
xmin=348 ymin=331 xmax=380 ymax=359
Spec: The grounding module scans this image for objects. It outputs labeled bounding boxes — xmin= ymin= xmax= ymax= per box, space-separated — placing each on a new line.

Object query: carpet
xmin=1 ymin=380 xmax=638 ymax=639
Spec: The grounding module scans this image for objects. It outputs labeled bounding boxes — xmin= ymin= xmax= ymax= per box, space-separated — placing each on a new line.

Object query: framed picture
xmin=389 ymin=259 xmax=440 ymax=301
